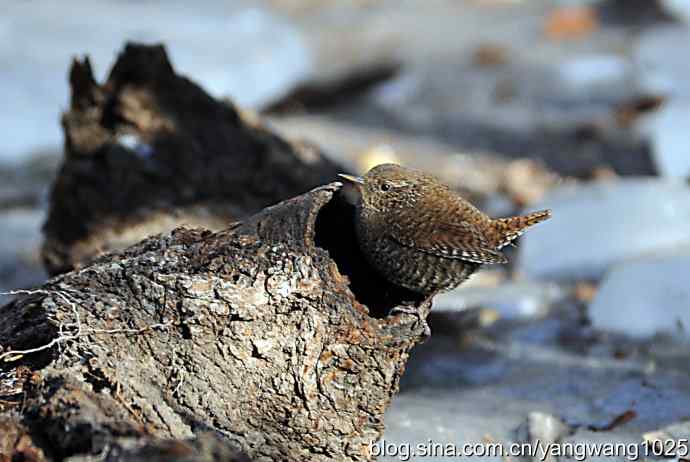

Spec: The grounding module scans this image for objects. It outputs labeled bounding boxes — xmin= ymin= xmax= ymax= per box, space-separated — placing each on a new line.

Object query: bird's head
xmin=338 ymin=163 xmax=427 ymax=213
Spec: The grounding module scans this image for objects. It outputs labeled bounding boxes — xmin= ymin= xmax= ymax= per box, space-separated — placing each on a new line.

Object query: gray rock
xmin=526 ymin=412 xmax=571 ymax=444
xmin=518 ymin=179 xmax=690 ymax=280
xmin=589 ymin=253 xmax=690 ymax=340
xmin=516 ymin=412 xmax=572 ymax=462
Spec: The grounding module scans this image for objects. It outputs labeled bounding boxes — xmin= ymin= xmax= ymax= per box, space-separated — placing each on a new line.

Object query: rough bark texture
xmin=1 ymin=183 xmax=428 ymax=461
xmin=42 ymin=43 xmax=344 ymax=276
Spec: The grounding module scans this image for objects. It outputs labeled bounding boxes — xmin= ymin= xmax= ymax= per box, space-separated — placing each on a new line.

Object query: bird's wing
xmin=389 ymin=221 xmax=508 ymax=264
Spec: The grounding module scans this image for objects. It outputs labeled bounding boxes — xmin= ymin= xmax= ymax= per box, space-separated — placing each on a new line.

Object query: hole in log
xmin=313 ymin=192 xmax=423 ymax=318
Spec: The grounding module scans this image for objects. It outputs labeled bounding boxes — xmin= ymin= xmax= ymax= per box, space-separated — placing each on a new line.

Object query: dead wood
xmin=42 ymin=42 xmax=344 ymax=276
xmin=1 ymin=182 xmax=428 ymax=461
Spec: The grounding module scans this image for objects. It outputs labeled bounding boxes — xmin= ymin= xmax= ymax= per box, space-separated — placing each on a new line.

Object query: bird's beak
xmin=338 ymin=173 xmax=364 ymax=185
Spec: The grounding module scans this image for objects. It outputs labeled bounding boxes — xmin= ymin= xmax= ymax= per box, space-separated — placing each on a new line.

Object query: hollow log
xmin=1 ymin=182 xmax=428 ymax=461
xmin=42 ymin=43 xmax=344 ymax=276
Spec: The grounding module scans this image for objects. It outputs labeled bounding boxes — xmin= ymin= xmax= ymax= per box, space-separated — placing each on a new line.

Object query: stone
xmin=514 ymin=412 xmax=572 ymax=462
xmin=518 ymin=179 xmax=690 ymax=280
xmin=525 ymin=412 xmax=571 ymax=444
xmin=589 ymin=253 xmax=690 ymax=339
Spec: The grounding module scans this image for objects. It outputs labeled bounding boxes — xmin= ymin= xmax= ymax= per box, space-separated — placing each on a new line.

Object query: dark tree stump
xmin=1 ymin=183 xmax=428 ymax=461
xmin=42 ymin=43 xmax=344 ymax=276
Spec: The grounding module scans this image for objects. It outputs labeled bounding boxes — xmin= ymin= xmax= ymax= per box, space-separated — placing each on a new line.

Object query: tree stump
xmin=1 ymin=182 xmax=428 ymax=461
xmin=42 ymin=43 xmax=344 ymax=276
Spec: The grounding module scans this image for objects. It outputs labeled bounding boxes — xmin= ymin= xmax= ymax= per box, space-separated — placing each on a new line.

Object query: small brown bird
xmin=339 ymin=164 xmax=551 ymax=302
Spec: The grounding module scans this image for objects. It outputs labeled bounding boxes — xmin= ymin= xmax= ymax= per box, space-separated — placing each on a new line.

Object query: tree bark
xmin=42 ymin=43 xmax=344 ymax=276
xmin=1 ymin=182 xmax=428 ymax=461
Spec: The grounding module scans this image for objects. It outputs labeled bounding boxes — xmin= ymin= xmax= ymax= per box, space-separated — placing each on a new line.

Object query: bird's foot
xmin=390 ymin=304 xmax=431 ymax=338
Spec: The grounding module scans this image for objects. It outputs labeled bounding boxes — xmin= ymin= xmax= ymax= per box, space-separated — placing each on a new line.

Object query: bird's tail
xmin=492 ymin=209 xmax=551 ymax=249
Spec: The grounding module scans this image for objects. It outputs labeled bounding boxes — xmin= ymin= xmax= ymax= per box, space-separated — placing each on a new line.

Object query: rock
xmin=518 ymin=179 xmax=690 ymax=280
xmin=589 ymin=253 xmax=690 ymax=339
xmin=515 ymin=412 xmax=572 ymax=462
xmin=525 ymin=412 xmax=571 ymax=444
xmin=434 ymin=281 xmax=565 ymax=320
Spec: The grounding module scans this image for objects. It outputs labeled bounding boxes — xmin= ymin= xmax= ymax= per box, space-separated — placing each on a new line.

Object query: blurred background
xmin=3 ymin=0 xmax=690 ymax=459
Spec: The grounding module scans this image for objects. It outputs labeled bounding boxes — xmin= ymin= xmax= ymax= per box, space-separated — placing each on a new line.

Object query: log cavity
xmin=314 ymin=192 xmax=423 ymax=318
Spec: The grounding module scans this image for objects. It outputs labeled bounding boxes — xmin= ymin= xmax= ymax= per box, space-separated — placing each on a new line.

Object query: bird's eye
xmin=380 ymin=183 xmax=391 ymax=192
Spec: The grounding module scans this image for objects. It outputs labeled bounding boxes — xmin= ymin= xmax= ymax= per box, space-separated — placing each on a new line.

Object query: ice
xmin=589 ymin=253 xmax=690 ymax=339
xmin=517 ymin=179 xmax=690 ymax=280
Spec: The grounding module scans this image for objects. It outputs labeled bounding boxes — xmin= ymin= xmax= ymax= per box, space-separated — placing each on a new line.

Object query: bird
xmin=338 ymin=163 xmax=551 ymax=306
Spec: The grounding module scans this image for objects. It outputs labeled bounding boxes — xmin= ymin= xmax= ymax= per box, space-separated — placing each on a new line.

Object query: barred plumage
xmin=339 ymin=164 xmax=551 ymax=296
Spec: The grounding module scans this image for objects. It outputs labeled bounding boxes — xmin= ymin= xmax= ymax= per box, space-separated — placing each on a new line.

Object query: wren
xmin=339 ymin=164 xmax=551 ymax=302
